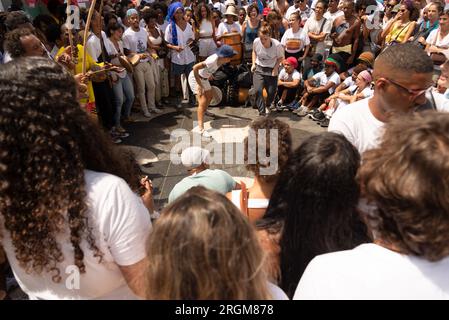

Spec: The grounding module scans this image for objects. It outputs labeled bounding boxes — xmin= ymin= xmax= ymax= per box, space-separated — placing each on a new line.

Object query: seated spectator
xmin=302 ymin=52 xmax=323 ymax=80
xmin=227 ymin=118 xmax=292 ymax=223
xmin=276 ymin=57 xmax=302 ymax=109
xmin=145 ymin=186 xmax=288 ymax=300
xmin=295 ymin=54 xmax=341 ymax=117
xmin=168 ymin=146 xmax=239 ymax=203
xmin=256 ymin=132 xmax=369 ymax=298
xmin=312 ymin=69 xmax=373 ymax=127
xmin=339 ymin=51 xmax=373 ymax=81
xmin=295 ymin=111 xmax=449 ymax=299
xmin=335 ymin=64 xmax=367 ymax=93
xmin=381 ymin=0 xmax=418 ymax=48
xmin=0 ymin=57 xmax=152 ymax=299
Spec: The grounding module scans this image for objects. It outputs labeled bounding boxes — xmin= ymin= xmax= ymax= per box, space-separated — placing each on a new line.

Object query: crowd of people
xmin=1 ymin=0 xmax=449 ymax=300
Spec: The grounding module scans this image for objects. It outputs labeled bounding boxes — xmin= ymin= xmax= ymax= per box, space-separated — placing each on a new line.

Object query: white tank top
xmin=148 ymin=27 xmax=163 ymax=45
xmin=199 ymin=19 xmax=214 ymax=38
xmin=231 ymin=190 xmax=270 ymax=210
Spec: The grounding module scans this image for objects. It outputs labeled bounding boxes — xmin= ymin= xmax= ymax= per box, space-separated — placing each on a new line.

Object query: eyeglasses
xmin=384 ymin=78 xmax=431 ymax=100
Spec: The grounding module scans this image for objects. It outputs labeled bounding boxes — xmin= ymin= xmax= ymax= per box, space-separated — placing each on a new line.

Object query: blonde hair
xmin=145 ymin=187 xmax=272 ymax=300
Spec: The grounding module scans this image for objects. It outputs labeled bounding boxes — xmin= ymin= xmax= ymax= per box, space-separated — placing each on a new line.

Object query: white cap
xmin=181 ymin=146 xmax=210 ymax=169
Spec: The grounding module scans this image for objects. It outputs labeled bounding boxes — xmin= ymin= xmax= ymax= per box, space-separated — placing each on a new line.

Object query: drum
xmin=238 ymin=87 xmax=249 ymax=105
xmin=119 ymin=55 xmax=133 ymax=73
xmin=285 ymin=38 xmax=302 ymax=52
xmin=221 ymin=32 xmax=242 ymax=66
xmin=210 ymin=86 xmax=223 ymax=106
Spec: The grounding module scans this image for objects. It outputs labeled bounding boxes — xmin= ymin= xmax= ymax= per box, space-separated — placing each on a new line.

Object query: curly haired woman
xmin=295 ymin=112 xmax=449 ymax=299
xmin=0 ymin=57 xmax=152 ymax=300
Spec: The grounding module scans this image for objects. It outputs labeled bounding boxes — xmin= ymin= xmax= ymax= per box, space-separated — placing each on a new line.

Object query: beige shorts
xmin=188 ymin=71 xmax=212 ymax=95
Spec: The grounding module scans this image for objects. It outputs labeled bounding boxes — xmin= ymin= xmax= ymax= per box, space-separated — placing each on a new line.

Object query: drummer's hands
xmin=104 ymin=62 xmax=125 ymax=73
xmin=174 ymin=45 xmax=184 ymax=52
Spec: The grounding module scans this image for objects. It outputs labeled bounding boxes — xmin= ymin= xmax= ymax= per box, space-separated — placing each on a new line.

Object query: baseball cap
xmin=217 ymin=45 xmax=238 ymax=58
xmin=181 ymin=146 xmax=211 ymax=169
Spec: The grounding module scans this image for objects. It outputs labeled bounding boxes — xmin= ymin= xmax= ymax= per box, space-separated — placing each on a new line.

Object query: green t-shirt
xmin=168 ymin=169 xmax=236 ymax=203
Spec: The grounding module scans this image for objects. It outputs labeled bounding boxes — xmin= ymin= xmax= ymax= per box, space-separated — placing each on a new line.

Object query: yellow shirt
xmin=385 ymin=22 xmax=413 ymax=44
xmin=56 ymin=44 xmax=97 ymax=104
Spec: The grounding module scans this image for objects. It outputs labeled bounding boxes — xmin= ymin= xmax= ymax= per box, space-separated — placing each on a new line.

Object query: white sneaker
xmin=150 ymin=107 xmax=163 ymax=114
xmin=143 ymin=111 xmax=152 ymax=118
xmin=200 ymin=129 xmax=212 ymax=138
xmin=176 ymin=103 xmax=183 ymax=109
xmin=181 ymin=99 xmax=190 ymax=104
xmin=265 ymin=107 xmax=271 ymax=114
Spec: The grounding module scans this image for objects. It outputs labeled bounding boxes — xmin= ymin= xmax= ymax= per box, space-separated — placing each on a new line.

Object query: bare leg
xmin=197 ymin=90 xmax=213 ymax=131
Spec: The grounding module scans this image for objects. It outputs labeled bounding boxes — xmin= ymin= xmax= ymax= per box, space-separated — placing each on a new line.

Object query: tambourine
xmin=118 ymin=55 xmax=133 ymax=73
xmin=128 ymin=53 xmax=142 ymax=66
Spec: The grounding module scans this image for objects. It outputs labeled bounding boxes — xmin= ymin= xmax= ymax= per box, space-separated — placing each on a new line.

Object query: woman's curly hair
xmin=358 ymin=111 xmax=449 ymax=261
xmin=0 ymin=57 xmax=140 ymax=282
xmin=244 ymin=118 xmax=292 ymax=183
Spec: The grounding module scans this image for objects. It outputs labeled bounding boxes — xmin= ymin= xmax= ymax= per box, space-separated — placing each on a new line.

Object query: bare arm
xmin=119 ymin=258 xmax=148 ymax=298
xmin=311 ymin=81 xmax=335 ymax=94
xmin=401 ymin=21 xmax=416 ymax=43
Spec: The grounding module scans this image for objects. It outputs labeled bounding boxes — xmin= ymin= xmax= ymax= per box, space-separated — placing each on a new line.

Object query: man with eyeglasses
xmin=329 ymin=43 xmax=449 ymax=154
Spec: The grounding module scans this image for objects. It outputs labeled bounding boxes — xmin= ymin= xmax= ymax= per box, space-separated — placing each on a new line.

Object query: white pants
xmin=133 ymin=61 xmax=156 ymax=111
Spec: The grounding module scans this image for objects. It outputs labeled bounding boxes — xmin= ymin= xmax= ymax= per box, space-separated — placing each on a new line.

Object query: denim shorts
xmin=171 ymin=62 xmax=194 ymax=76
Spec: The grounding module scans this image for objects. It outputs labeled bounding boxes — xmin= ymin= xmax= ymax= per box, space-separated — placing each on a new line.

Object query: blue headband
xmin=167 ymin=2 xmax=184 ymax=46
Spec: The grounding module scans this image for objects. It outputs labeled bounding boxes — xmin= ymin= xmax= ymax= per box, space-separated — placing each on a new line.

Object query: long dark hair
xmin=257 ymin=132 xmax=369 ymax=298
xmin=0 ymin=57 xmax=139 ymax=282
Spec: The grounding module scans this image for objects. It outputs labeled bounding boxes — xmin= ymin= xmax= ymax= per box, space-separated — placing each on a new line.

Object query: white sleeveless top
xmin=231 ymin=190 xmax=270 ymax=210
xmin=148 ymin=27 xmax=163 ymax=45
xmin=199 ymin=19 xmax=214 ymax=38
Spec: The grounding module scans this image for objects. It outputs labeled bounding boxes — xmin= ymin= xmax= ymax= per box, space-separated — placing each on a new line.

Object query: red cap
xmin=284 ymin=56 xmax=298 ymax=69
xmin=263 ymin=7 xmax=271 ymax=16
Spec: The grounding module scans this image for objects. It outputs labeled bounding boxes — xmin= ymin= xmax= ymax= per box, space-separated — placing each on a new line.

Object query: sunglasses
xmin=384 ymin=78 xmax=431 ymax=100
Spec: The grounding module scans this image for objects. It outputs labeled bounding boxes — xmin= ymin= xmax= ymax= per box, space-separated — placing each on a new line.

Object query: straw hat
xmin=224 ymin=5 xmax=238 ymax=17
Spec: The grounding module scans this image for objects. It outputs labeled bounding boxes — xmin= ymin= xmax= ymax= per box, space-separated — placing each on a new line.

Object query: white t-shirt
xmin=312 ymin=71 xmax=340 ymax=94
xmin=279 ymin=68 xmax=301 ymax=82
xmin=337 ymin=85 xmax=373 ymax=108
xmin=0 ymin=170 xmax=152 ymax=300
xmin=343 ymin=76 xmax=355 ymax=88
xmin=157 ymin=21 xmax=169 ymax=34
xmin=426 ymin=29 xmax=449 ymax=58
xmin=199 ymin=53 xmax=220 ymax=78
xmin=213 ymin=1 xmax=226 ymax=14
xmin=294 ymin=243 xmax=449 ymax=300
xmin=216 ymin=21 xmax=242 ymax=37
xmin=323 ymin=9 xmax=344 ymax=21
xmin=328 ymin=98 xmax=384 ymax=155
xmin=253 ymin=37 xmax=284 ymax=68
xmin=281 ymin=28 xmax=310 ymax=53
xmin=86 ymin=31 xmax=108 ymax=62
xmin=164 ymin=23 xmax=196 ymax=65
xmin=122 ymin=27 xmax=150 ymax=62
xmin=303 ymin=16 xmax=332 ymax=55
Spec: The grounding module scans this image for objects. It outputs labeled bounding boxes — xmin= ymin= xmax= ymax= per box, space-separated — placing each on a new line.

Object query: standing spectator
xmin=330 ymin=0 xmax=360 ymax=71
xmin=281 ymin=12 xmax=310 ymax=66
xmin=295 ymin=112 xmax=449 ymax=299
xmin=0 ymin=57 xmax=152 ymax=300
xmin=123 ymin=9 xmax=162 ymax=117
xmin=242 ymin=4 xmax=261 ymax=62
xmin=165 ymin=2 xmax=196 ymax=107
xmin=194 ymin=3 xmax=218 ymax=61
xmin=251 ymin=25 xmax=285 ymax=115
xmin=324 ymin=0 xmax=343 ymax=21
xmin=216 ymin=5 xmax=242 ymax=40
xmin=239 ymin=7 xmax=247 ymax=26
xmin=104 ymin=23 xmax=135 ymax=137
xmin=303 ymin=0 xmax=332 ymax=57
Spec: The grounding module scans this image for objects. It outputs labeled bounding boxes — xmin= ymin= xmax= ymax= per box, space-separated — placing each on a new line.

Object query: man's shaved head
xmin=373 ymin=43 xmax=434 ymax=80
